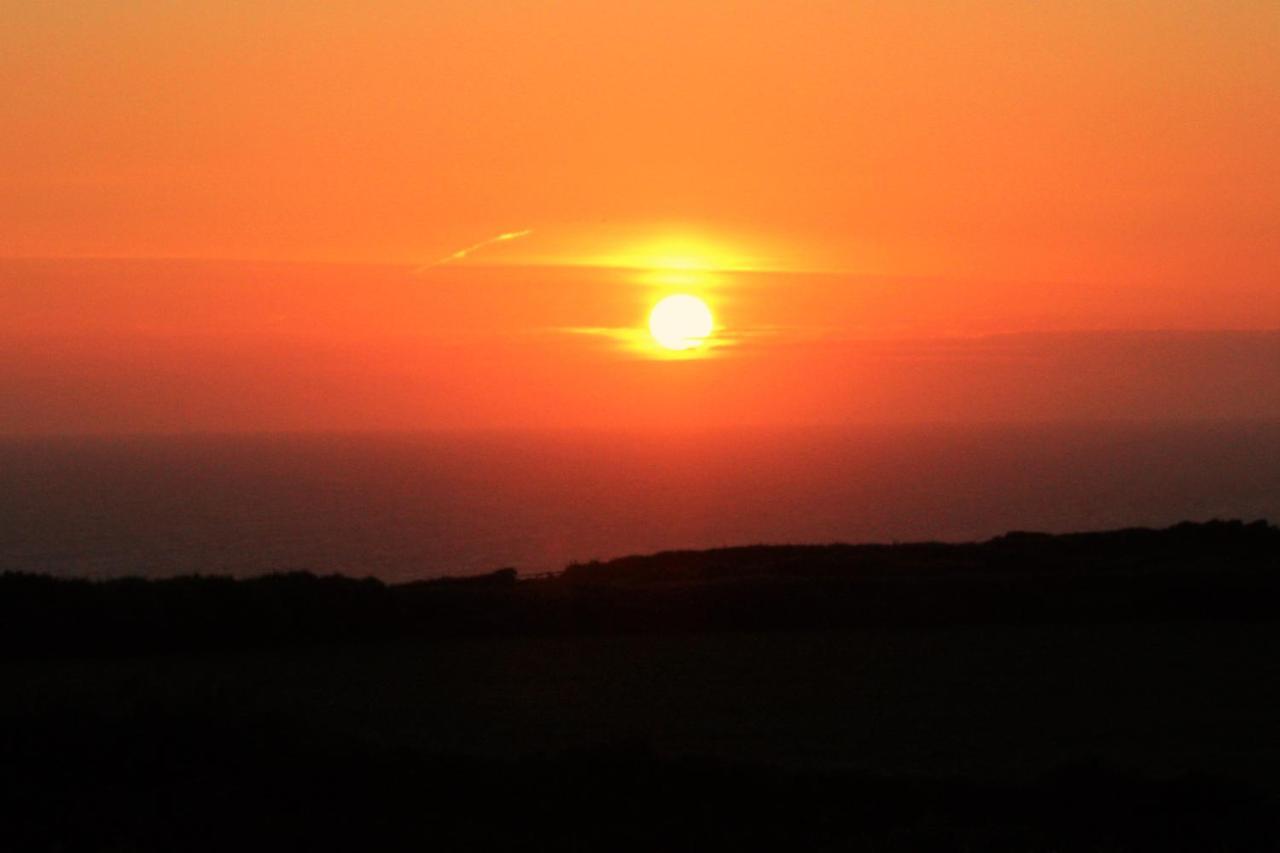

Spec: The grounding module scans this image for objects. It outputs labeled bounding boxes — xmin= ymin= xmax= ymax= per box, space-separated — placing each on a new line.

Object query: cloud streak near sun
xmin=419 ymin=229 xmax=533 ymax=270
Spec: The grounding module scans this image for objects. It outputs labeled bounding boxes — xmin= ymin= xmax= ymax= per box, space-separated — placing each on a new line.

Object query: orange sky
xmin=2 ymin=2 xmax=1278 ymax=432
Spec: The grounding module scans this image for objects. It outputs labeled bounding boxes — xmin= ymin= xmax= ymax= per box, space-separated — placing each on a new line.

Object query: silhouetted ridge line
xmin=561 ymin=519 xmax=1279 ymax=585
xmin=1 ymin=520 xmax=1277 ymax=656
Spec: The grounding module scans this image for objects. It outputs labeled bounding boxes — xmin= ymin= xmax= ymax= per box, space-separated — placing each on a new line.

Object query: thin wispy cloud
xmin=417 ymin=229 xmax=533 ymax=271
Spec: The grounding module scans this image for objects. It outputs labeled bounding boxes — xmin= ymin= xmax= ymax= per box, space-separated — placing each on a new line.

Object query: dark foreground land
xmin=5 ymin=520 xmax=1280 ymax=850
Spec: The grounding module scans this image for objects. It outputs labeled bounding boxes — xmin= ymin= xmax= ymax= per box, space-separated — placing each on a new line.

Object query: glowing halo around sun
xmin=648 ymin=294 xmax=714 ymax=351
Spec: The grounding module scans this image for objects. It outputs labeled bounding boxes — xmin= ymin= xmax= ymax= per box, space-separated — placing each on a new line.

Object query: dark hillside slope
xmin=2 ymin=520 xmax=1278 ymax=656
xmin=562 ymin=519 xmax=1280 ymax=584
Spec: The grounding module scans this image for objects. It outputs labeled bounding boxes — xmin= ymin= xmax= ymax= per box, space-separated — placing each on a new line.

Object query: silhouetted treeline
xmin=3 ymin=520 xmax=1279 ymax=656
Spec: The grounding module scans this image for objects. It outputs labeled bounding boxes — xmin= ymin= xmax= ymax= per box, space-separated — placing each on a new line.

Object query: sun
xmin=648 ymin=294 xmax=714 ymax=351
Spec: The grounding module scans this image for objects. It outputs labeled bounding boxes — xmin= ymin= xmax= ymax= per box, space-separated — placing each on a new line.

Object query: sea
xmin=2 ymin=422 xmax=1277 ymax=581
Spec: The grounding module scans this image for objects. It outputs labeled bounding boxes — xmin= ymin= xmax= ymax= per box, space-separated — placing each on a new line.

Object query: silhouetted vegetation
xmin=561 ymin=518 xmax=1280 ymax=584
xmin=2 ymin=520 xmax=1277 ymax=657
xmin=6 ymin=522 xmax=1280 ymax=849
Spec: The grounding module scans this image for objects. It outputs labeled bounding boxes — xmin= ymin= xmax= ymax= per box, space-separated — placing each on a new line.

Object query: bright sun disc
xmin=649 ymin=294 xmax=713 ymax=351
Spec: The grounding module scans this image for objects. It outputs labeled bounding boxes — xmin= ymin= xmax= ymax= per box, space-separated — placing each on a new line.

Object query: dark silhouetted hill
xmin=6 ymin=521 xmax=1280 ymax=850
xmin=2 ymin=520 xmax=1278 ymax=656
xmin=561 ymin=519 xmax=1280 ymax=584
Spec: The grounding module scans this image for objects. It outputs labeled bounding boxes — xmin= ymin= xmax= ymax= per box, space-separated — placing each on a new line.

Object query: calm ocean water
xmin=2 ymin=423 xmax=1277 ymax=581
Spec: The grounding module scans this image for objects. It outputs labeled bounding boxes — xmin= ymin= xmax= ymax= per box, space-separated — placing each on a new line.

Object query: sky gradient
xmin=3 ymin=2 xmax=1278 ymax=432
